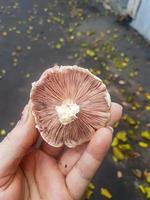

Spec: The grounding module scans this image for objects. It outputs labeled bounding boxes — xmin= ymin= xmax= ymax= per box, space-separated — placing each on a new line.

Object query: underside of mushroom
xmin=30 ymin=65 xmax=111 ymax=148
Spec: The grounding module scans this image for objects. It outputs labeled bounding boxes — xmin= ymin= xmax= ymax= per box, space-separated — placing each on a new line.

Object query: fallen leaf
xmin=132 ymin=169 xmax=142 ymax=178
xmin=116 ymin=131 xmax=127 ymax=142
xmin=141 ymin=131 xmax=150 ymax=140
xmin=112 ymin=147 xmax=125 ymax=161
xmin=138 ymin=141 xmax=149 ymax=148
xmin=100 ymin=187 xmax=112 ymax=199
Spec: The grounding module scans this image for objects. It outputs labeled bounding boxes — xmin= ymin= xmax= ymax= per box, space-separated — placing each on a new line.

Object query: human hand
xmin=0 ymin=102 xmax=122 ymax=200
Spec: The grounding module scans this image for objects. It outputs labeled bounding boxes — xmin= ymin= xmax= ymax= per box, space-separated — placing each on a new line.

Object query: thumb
xmin=0 ymin=103 xmax=38 ymax=177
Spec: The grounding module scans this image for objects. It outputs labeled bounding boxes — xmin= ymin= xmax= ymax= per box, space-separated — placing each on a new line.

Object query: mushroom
xmin=30 ymin=65 xmax=111 ymax=148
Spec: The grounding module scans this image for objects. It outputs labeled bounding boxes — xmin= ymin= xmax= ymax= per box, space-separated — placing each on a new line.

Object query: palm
xmin=3 ymin=149 xmax=74 ymax=200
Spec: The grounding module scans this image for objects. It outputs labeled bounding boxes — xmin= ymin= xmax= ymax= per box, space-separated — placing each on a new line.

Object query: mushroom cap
xmin=30 ymin=65 xmax=111 ymax=148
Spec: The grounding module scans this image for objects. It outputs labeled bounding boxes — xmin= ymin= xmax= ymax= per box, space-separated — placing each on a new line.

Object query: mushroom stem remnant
xmin=56 ymin=99 xmax=80 ymax=125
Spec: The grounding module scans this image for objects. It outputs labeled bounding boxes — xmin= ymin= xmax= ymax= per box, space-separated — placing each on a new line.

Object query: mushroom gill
xmin=30 ymin=65 xmax=111 ymax=147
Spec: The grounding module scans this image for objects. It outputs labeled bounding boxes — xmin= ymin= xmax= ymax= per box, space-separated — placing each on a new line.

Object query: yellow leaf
xmin=80 ymin=42 xmax=88 ymax=48
xmin=2 ymin=31 xmax=8 ymax=37
xmin=55 ymin=43 xmax=61 ymax=49
xmin=25 ymin=73 xmax=31 ymax=78
xmin=122 ymin=62 xmax=128 ymax=67
xmin=120 ymin=52 xmax=125 ymax=57
xmin=146 ymin=175 xmax=150 ymax=184
xmin=139 ymin=184 xmax=150 ymax=198
xmin=85 ymin=182 xmax=95 ymax=199
xmin=112 ymin=147 xmax=125 ymax=161
xmin=145 ymin=93 xmax=150 ymax=100
xmin=76 ymin=31 xmax=82 ymax=37
xmin=138 ymin=141 xmax=149 ymax=148
xmin=141 ymin=131 xmax=150 ymax=140
xmin=118 ymin=144 xmax=132 ymax=151
xmin=145 ymin=187 xmax=150 ymax=198
xmin=112 ymin=156 xmax=118 ymax=162
xmin=86 ymin=31 xmax=95 ymax=36
xmin=128 ymin=130 xmax=134 ymax=135
xmin=145 ymin=106 xmax=150 ymax=111
xmin=124 ymin=57 xmax=129 ymax=62
xmin=116 ymin=131 xmax=127 ymax=142
xmin=132 ymin=102 xmax=141 ymax=110
xmin=89 ymin=68 xmax=101 ymax=76
xmin=85 ymin=189 xmax=93 ymax=199
xmin=87 ymin=182 xmax=95 ymax=190
xmin=85 ymin=49 xmax=96 ymax=57
xmin=126 ymin=116 xmax=136 ymax=125
xmin=100 ymin=187 xmax=112 ymax=199
xmin=59 ymin=37 xmax=64 ymax=43
xmin=99 ymin=32 xmax=105 ymax=37
xmin=111 ymin=137 xmax=119 ymax=147
xmin=144 ymin=171 xmax=150 ymax=184
xmin=138 ymin=185 xmax=146 ymax=194
xmin=0 ymin=129 xmax=6 ymax=136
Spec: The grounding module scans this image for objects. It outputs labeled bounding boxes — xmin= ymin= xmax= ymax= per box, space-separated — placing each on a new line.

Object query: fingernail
xmin=106 ymin=126 xmax=114 ymax=133
xmin=19 ymin=104 xmax=30 ymax=124
xmin=120 ymin=104 xmax=123 ymax=112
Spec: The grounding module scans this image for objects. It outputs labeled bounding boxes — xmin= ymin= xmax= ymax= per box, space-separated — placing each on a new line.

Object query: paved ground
xmin=0 ymin=1 xmax=150 ymax=199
